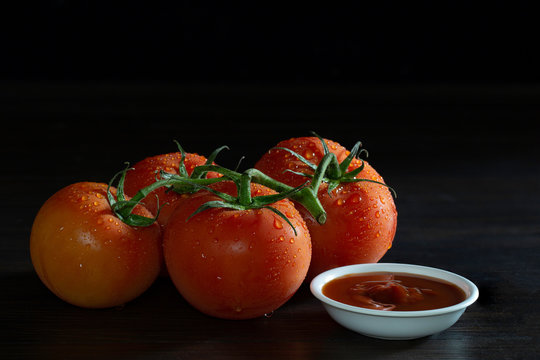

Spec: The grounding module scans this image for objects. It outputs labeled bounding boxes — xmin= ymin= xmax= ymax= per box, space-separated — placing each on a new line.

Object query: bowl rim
xmin=310 ymin=263 xmax=479 ymax=318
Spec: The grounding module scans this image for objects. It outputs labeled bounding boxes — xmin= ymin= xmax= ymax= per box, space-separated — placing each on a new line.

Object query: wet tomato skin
xmin=30 ymin=182 xmax=162 ymax=309
xmin=255 ymin=137 xmax=397 ymax=280
xmin=254 ymin=137 xmax=350 ymax=189
xmin=299 ymin=167 xmax=397 ymax=279
xmin=163 ymin=181 xmax=312 ymax=320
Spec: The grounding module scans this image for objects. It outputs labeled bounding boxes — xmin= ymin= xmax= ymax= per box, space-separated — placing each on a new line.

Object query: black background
xmin=2 ymin=2 xmax=540 ymax=359
xmin=4 ymin=1 xmax=540 ymax=84
xmin=3 ymin=1 xmax=538 ymax=179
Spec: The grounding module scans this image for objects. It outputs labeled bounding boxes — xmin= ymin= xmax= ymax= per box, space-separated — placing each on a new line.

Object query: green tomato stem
xmin=150 ymin=163 xmax=329 ymax=225
xmin=245 ymin=168 xmax=327 ymax=225
xmin=238 ymin=173 xmax=252 ymax=206
xmin=129 ymin=178 xmax=172 ymax=204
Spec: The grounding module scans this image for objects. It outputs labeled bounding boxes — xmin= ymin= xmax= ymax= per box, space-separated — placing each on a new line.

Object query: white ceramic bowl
xmin=310 ymin=263 xmax=479 ymax=340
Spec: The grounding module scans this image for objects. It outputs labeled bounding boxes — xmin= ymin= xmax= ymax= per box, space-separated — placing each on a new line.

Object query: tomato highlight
xmin=30 ymin=182 xmax=162 ymax=308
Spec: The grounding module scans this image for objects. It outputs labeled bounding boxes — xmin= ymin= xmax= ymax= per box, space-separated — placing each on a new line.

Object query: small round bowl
xmin=310 ymin=263 xmax=479 ymax=340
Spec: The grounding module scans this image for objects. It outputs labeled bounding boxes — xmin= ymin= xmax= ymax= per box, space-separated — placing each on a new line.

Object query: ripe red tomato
xmin=254 ymin=136 xmax=397 ymax=279
xmin=163 ymin=181 xmax=312 ymax=319
xmin=124 ymin=151 xmax=221 ymax=228
xmin=30 ymin=182 xmax=162 ymax=308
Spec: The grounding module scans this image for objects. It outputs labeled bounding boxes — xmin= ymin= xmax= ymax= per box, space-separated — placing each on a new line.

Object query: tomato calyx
xmin=173 ymin=140 xmax=229 ymax=181
xmin=156 ymin=141 xmax=228 ymax=193
xmin=108 ymin=142 xmax=230 ymax=227
xmin=279 ymin=132 xmax=397 ymax=197
xmin=107 ymin=163 xmax=164 ymax=227
xmin=178 ymin=171 xmax=306 ymax=236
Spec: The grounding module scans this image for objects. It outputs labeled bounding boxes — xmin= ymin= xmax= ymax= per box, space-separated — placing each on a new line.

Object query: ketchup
xmin=322 ymin=272 xmax=466 ymax=311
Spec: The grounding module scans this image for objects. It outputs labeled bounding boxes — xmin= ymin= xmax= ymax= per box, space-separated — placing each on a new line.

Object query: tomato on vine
xmin=124 ymin=142 xmax=225 ymax=228
xmin=163 ymin=174 xmax=312 ymax=320
xmin=254 ymin=134 xmax=397 ymax=279
xmin=30 ymin=178 xmax=162 ymax=309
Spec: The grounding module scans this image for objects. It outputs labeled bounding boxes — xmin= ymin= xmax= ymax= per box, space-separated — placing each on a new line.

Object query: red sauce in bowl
xmin=322 ymin=272 xmax=467 ymax=311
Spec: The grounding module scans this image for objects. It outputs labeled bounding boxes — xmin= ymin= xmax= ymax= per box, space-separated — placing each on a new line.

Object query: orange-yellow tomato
xmin=30 ymin=182 xmax=162 ymax=308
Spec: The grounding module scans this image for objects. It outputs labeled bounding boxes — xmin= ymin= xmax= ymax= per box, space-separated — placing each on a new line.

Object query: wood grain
xmin=1 ymin=83 xmax=539 ymax=359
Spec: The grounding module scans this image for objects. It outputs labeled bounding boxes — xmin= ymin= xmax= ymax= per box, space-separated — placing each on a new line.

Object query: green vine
xmin=107 ymin=133 xmax=394 ymax=230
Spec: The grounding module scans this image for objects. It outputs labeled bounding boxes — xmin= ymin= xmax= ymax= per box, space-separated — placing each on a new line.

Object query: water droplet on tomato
xmin=349 ymin=193 xmax=361 ymax=203
xmin=264 ymin=311 xmax=274 ymax=318
xmin=304 ymin=151 xmax=314 ymax=160
xmin=274 ymin=218 xmax=283 ymax=229
xmin=375 ymin=211 xmax=380 ymax=218
xmin=336 ymin=198 xmax=344 ymax=206
xmin=289 ymin=238 xmax=295 ymax=244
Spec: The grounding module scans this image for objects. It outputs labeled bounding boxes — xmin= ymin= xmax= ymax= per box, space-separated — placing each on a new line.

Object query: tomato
xmin=255 ymin=137 xmax=350 ymax=188
xmin=163 ymin=181 xmax=312 ymax=319
xmin=124 ymin=151 xmax=220 ymax=228
xmin=30 ymin=182 xmax=162 ymax=308
xmin=254 ymin=136 xmax=397 ymax=279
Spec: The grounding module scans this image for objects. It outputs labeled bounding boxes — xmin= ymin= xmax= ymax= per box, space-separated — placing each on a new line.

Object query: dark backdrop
xmin=4 ymin=2 xmax=539 ymax=84
xmin=2 ymin=4 xmax=540 ymax=359
xmin=1 ymin=1 xmax=539 ymax=269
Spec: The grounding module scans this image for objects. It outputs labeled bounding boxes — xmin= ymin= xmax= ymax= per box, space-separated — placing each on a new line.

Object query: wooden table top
xmin=1 ymin=83 xmax=539 ymax=359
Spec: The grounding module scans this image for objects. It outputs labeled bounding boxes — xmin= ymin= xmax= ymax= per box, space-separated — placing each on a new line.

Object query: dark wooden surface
xmin=1 ymin=83 xmax=539 ymax=359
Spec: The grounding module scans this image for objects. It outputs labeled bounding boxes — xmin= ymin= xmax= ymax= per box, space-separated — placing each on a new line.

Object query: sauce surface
xmin=322 ymin=272 xmax=466 ymax=311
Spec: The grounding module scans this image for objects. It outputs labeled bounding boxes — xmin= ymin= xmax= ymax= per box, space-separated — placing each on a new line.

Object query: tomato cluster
xmin=30 ymin=134 xmax=397 ymax=319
